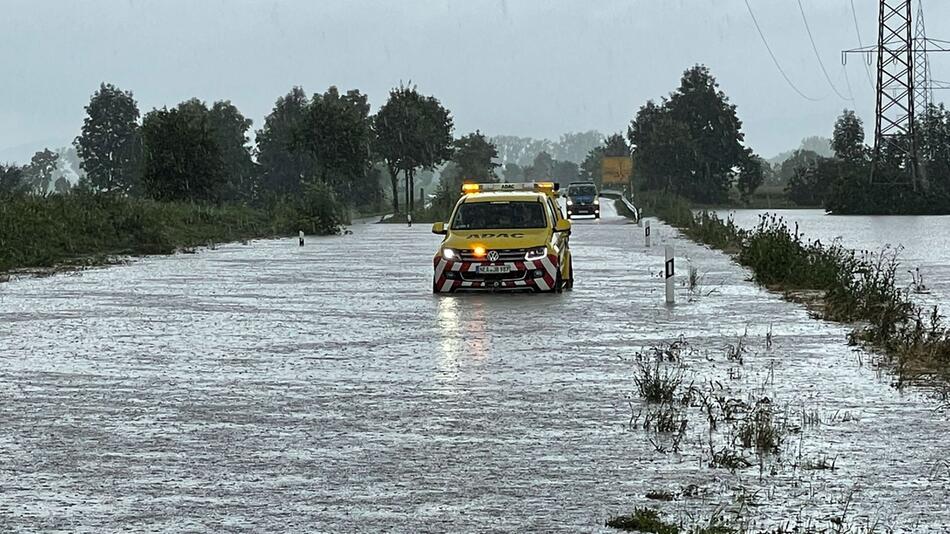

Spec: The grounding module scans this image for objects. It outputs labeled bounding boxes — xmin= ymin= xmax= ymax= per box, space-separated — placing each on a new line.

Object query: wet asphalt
xmin=1 ymin=205 xmax=949 ymax=532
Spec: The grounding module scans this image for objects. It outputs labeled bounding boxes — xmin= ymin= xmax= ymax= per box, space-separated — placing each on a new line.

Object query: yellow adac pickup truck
xmin=431 ymin=182 xmax=573 ymax=293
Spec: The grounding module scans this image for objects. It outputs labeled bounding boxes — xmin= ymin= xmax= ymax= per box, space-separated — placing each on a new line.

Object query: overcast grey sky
xmin=3 ymin=0 xmax=950 ymax=163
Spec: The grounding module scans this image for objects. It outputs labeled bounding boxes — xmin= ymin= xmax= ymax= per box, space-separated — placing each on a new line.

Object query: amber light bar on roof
xmin=461 ymin=182 xmax=559 ymax=194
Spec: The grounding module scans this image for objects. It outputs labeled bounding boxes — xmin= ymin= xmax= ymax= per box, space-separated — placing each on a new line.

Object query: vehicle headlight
xmin=442 ymin=248 xmax=457 ymax=260
xmin=594 ymin=198 xmax=600 ymax=205
xmin=525 ymin=246 xmax=547 ymax=261
xmin=566 ymin=200 xmax=573 ymax=206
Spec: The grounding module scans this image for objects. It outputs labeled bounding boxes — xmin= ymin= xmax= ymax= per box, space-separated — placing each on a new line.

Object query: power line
xmin=743 ymin=0 xmax=822 ymax=102
xmin=850 ymin=0 xmax=877 ymax=91
xmin=798 ymin=0 xmax=853 ymax=101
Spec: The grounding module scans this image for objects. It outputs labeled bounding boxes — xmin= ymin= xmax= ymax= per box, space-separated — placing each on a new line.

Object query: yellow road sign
xmin=602 ymin=156 xmax=632 ymax=185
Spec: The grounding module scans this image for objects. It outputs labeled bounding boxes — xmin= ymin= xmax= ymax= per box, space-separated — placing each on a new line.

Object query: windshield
xmin=451 ymin=201 xmax=547 ymax=230
xmin=569 ymin=185 xmax=597 ymax=197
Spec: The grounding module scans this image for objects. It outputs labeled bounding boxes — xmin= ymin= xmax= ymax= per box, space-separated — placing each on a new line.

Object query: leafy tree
xmin=75 ymin=83 xmax=141 ymax=194
xmin=490 ymin=132 xmax=603 ymax=166
xmin=141 ymin=100 xmax=223 ymax=202
xmin=736 ymin=150 xmax=765 ymax=202
xmin=429 ymin=133 xmax=500 ymax=214
xmin=25 ymin=148 xmax=59 ymax=194
xmin=579 ymin=146 xmax=604 ymax=186
xmin=800 ymin=136 xmax=833 ymax=157
xmin=779 ymin=149 xmax=822 ymax=183
xmin=551 ymin=131 xmax=604 ymax=163
xmin=628 ymin=65 xmax=750 ymax=203
xmin=208 ymin=100 xmax=256 ymax=202
xmin=256 ymin=87 xmax=316 ymax=195
xmin=491 ymin=136 xmax=554 ymax=167
xmin=668 ymin=65 xmax=745 ymax=201
xmin=503 ymin=162 xmax=524 ymax=182
xmin=552 ymin=160 xmax=579 ymax=183
xmin=0 ymin=164 xmax=28 ymax=195
xmin=305 ymin=87 xmax=373 ymax=203
xmin=832 ymin=110 xmax=866 ymax=162
xmin=603 ymin=133 xmax=631 ymax=157
xmin=374 ymin=85 xmax=454 ymax=213
xmin=53 ymin=176 xmax=71 ymax=194
xmin=785 ymin=154 xmax=837 ymax=207
xmin=824 ymin=159 xmax=876 ymax=214
xmin=452 ymin=131 xmax=499 ymax=183
xmin=524 ymin=151 xmax=554 ymax=181
xmin=351 ymin=164 xmax=386 ymax=212
xmin=768 ymin=137 xmax=833 ymax=171
xmin=629 ymin=100 xmax=690 ymax=192
xmin=919 ymin=104 xmax=950 ymax=194
xmin=290 ymin=180 xmax=349 ymax=234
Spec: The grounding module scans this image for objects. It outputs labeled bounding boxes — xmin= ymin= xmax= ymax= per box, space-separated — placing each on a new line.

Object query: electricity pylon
xmin=843 ymin=0 xmax=950 ymax=188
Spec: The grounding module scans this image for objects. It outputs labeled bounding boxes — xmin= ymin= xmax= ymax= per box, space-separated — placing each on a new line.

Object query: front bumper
xmin=567 ymin=204 xmax=599 ymax=216
xmin=433 ymin=254 xmax=560 ymax=293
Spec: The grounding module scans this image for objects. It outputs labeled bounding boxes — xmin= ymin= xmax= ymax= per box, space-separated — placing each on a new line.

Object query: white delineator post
xmin=408 ymin=213 xmax=413 ymax=227
xmin=299 ymin=230 xmax=305 ymax=247
xmin=664 ymin=245 xmax=675 ymax=305
xmin=644 ymin=220 xmax=652 ymax=247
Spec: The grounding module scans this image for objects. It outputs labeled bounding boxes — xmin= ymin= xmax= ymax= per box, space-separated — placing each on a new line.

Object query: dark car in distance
xmin=564 ymin=182 xmax=599 ymax=219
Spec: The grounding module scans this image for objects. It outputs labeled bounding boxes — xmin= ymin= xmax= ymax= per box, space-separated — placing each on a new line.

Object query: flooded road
xmin=1 ymin=205 xmax=949 ymax=532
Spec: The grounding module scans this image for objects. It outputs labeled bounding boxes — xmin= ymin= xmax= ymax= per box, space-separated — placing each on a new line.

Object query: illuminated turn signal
xmin=462 ymin=183 xmax=480 ymax=194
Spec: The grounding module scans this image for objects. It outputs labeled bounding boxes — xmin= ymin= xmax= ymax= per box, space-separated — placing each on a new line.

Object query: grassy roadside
xmin=0 ymin=193 xmax=347 ymax=275
xmin=637 ymin=192 xmax=950 ymax=386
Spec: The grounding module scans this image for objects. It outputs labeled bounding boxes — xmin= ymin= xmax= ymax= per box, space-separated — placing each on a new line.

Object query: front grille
xmin=458 ymin=248 xmax=529 ymax=262
xmin=460 ymin=270 xmax=526 ymax=281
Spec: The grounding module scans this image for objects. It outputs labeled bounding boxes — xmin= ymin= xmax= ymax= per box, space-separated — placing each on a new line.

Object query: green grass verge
xmin=0 ymin=192 xmax=347 ymax=274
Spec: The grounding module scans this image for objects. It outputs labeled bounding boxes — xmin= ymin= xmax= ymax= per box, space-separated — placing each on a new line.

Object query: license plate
xmin=477 ymin=264 xmax=511 ymax=274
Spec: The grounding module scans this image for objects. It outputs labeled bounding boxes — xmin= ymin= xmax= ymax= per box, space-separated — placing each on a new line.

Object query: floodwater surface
xmin=1 ymin=204 xmax=948 ymax=532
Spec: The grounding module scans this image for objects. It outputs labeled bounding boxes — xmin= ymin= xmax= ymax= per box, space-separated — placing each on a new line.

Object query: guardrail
xmin=599 ymin=189 xmax=640 ymax=221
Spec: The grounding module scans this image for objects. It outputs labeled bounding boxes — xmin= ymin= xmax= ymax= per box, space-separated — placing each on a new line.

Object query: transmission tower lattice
xmin=872 ymin=0 xmax=918 ymax=186
xmin=914 ymin=0 xmax=931 ymax=113
xmin=843 ymin=0 xmax=950 ymax=188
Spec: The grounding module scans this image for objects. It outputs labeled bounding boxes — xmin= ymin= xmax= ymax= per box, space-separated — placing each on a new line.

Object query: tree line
xmin=491 ymin=131 xmax=604 ymax=167
xmin=623 ymin=63 xmax=950 ymax=214
xmin=0 ymin=148 xmax=72 ymax=196
xmin=783 ymin=107 xmax=950 ymax=214
xmin=0 ymin=82 xmax=504 ymax=218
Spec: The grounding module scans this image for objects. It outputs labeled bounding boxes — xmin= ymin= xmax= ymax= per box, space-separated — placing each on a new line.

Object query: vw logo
xmin=487 ymin=250 xmax=500 ymax=262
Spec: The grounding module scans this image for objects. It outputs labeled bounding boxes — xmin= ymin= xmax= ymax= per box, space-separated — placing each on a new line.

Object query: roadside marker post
xmin=408 ymin=213 xmax=413 ymax=227
xmin=664 ymin=245 xmax=675 ymax=305
xmin=644 ymin=220 xmax=652 ymax=247
xmin=299 ymin=230 xmax=305 ymax=247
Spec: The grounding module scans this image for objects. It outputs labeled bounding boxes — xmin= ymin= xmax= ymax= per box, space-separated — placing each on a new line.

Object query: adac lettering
xmin=465 ymin=233 xmax=525 ymax=239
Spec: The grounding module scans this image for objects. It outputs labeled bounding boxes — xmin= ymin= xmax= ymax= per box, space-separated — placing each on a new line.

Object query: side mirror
xmin=432 ymin=222 xmax=447 ymax=235
xmin=555 ymin=219 xmax=572 ymax=233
